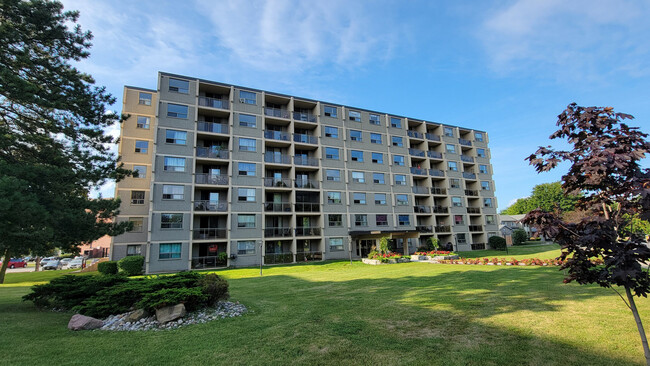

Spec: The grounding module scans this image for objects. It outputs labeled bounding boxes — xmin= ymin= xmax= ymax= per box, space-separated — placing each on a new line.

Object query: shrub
xmin=488 ymin=236 xmax=507 ymax=250
xmin=22 ymin=274 xmax=127 ymax=309
xmin=512 ymin=229 xmax=528 ymax=245
xmin=97 ymin=261 xmax=118 ymax=275
xmin=118 ymin=255 xmax=144 ymax=276
xmin=199 ymin=273 xmax=230 ymax=305
xmin=137 ymin=287 xmax=208 ymax=312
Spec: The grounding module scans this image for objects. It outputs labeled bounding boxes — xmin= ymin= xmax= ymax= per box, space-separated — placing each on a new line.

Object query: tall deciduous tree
xmin=0 ymin=0 xmax=131 ymax=283
xmin=522 ymin=104 xmax=650 ymax=365
xmin=501 ymin=182 xmax=581 ymax=214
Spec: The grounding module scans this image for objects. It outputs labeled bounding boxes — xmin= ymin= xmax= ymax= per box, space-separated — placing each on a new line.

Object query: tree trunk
xmin=626 ymin=286 xmax=650 ymax=366
xmin=0 ymin=249 xmax=10 ymax=284
xmin=35 ymin=256 xmax=40 ymax=272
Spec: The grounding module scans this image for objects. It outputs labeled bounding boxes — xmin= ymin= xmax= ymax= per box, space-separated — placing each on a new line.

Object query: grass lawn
xmin=1 ymin=246 xmax=648 ymax=365
xmin=458 ymin=243 xmax=562 ymax=260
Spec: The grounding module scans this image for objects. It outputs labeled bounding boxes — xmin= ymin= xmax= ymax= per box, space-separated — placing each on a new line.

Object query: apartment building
xmin=111 ymin=72 xmax=498 ymax=273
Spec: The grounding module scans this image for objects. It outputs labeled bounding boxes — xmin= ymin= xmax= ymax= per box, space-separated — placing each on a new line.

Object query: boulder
xmin=125 ymin=309 xmax=149 ymax=323
xmin=155 ymin=304 xmax=186 ymax=323
xmin=68 ymin=314 xmax=104 ymax=331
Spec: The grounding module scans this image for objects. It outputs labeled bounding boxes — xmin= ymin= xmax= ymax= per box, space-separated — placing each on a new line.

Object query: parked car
xmin=60 ymin=258 xmax=73 ymax=269
xmin=40 ymin=257 xmax=56 ymax=266
xmin=68 ymin=258 xmax=84 ymax=269
xmin=43 ymin=260 xmax=61 ymax=270
xmin=0 ymin=258 xmax=28 ymax=269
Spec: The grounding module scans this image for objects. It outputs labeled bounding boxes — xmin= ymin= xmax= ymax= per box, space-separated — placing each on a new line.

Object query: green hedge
xmin=488 ymin=236 xmax=507 ymax=250
xmin=512 ymin=229 xmax=528 ymax=246
xmin=118 ymin=255 xmax=144 ymax=276
xmin=97 ymin=261 xmax=118 ymax=275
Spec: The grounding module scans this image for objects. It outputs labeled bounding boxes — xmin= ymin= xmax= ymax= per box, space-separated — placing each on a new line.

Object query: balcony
xmin=469 ymin=225 xmax=483 ymax=232
xmin=433 ymin=206 xmax=449 ymax=213
xmin=410 ymin=167 xmax=427 ymax=175
xmin=295 ymin=202 xmax=320 ymax=212
xmin=191 ymin=255 xmax=227 ymax=269
xmin=196 ymin=147 xmax=229 ymax=160
xmin=197 ymin=121 xmax=229 ymax=134
xmin=296 ymin=251 xmax=323 ymax=261
xmin=193 ymin=200 xmax=227 ymax=212
xmin=264 ymin=252 xmax=294 ymax=264
xmin=264 ymin=202 xmax=292 ymax=212
xmin=295 ymin=227 xmax=321 ymax=236
xmin=427 ymin=151 xmax=443 ymax=159
xmin=412 ymin=186 xmax=429 ymax=194
xmin=264 ymin=227 xmax=293 ymax=238
xmin=467 ymin=207 xmax=481 ymax=214
xmin=293 ymin=111 xmax=317 ymax=122
xmin=435 ymin=225 xmax=451 ymax=233
xmin=415 ymin=225 xmax=433 ymax=233
xmin=407 ymin=130 xmax=424 ymax=139
xmin=264 ymin=130 xmax=290 ymax=141
xmin=264 ymin=177 xmax=291 ymax=188
xmin=459 ymin=138 xmax=472 ymax=146
xmin=429 ymin=169 xmax=445 ymax=177
xmin=431 ymin=187 xmax=447 ymax=195
xmin=294 ymin=133 xmax=318 ymax=144
xmin=463 ymin=172 xmax=477 ymax=179
xmin=195 ymin=174 xmax=228 ymax=185
xmin=295 ymin=178 xmax=319 ymax=189
xmin=294 ymin=156 xmax=319 ymax=166
xmin=465 ymin=189 xmax=479 ymax=197
xmin=408 ymin=148 xmax=425 ymax=157
xmin=264 ymin=152 xmax=291 ymax=164
xmin=414 ymin=205 xmax=432 ymax=213
xmin=198 ymin=96 xmax=229 ymax=110
xmin=193 ymin=228 xmax=227 ymax=240
xmin=460 ymin=155 xmax=474 ymax=163
xmin=425 ymin=133 xmax=441 ymax=142
xmin=264 ymin=107 xmax=290 ymax=119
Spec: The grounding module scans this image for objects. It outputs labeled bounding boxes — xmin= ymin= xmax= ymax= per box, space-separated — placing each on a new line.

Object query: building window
xmin=238 ymin=188 xmax=255 ymax=202
xmin=484 ymin=198 xmax=493 ymax=207
xmin=237 ymin=214 xmax=255 ymax=228
xmin=348 ymin=111 xmax=361 ymax=121
xmin=161 ymin=213 xmax=183 ymax=229
xmin=159 ymin=243 xmax=182 ymax=259
xmin=328 ymin=214 xmax=342 ymax=227
xmin=324 ymin=126 xmax=338 ymax=138
xmin=136 ymin=116 xmax=150 ymax=129
xmin=237 ymin=240 xmax=256 ymax=255
xmin=164 ymin=157 xmax=185 ymax=172
xmin=239 ymin=114 xmax=256 ymax=128
xmin=138 ymin=92 xmax=152 ymax=105
xmin=135 ymin=140 xmax=148 ymax=154
xmin=486 ymin=215 xmax=495 ymax=225
xmin=390 ymin=117 xmax=401 ymax=128
xmin=165 ymin=129 xmax=187 ymax=145
xmin=475 ymin=132 xmax=484 ymax=142
xmin=393 ymin=155 xmax=405 ymax=166
xmin=133 ymin=165 xmax=146 ymax=178
xmin=352 ymin=171 xmax=365 ymax=183
xmin=391 ymin=136 xmax=403 ymax=147
xmin=167 ymin=103 xmax=188 ymax=119
xmin=446 ymin=144 xmax=456 ymax=154
xmin=372 ymin=152 xmax=383 ymax=164
xmin=129 ymin=218 xmax=143 ymax=232
xmin=396 ymin=194 xmax=408 ymax=205
xmin=376 ymin=214 xmax=388 ymax=226
xmin=370 ymin=133 xmax=382 ymax=144
xmin=327 ymin=191 xmax=341 ymax=204
xmin=350 ymin=130 xmax=362 ymax=141
xmin=457 ymin=233 xmax=467 ymax=244
xmin=479 ymin=165 xmax=488 ymax=174
xmin=448 ymin=161 xmax=458 ymax=171
xmin=355 ymin=214 xmax=368 ymax=226
xmin=395 ymin=174 xmax=406 ymax=185
xmin=238 ymin=162 xmax=256 ymax=176
xmin=131 ymin=191 xmax=145 ymax=204
xmin=324 ymin=105 xmax=337 ymax=117
xmin=373 ymin=173 xmax=385 ymax=184
xmin=353 ymin=192 xmax=366 ymax=204
xmin=369 ymin=114 xmax=380 ymax=125
xmin=444 ymin=127 xmax=454 ymax=137
xmin=326 ymin=169 xmax=340 ymax=181
xmin=454 ymin=215 xmax=464 ymax=225
xmin=449 ymin=178 xmax=461 ymax=189
xmin=481 ymin=181 xmax=491 ymax=190
xmin=350 ymin=150 xmax=364 ymax=162
xmin=329 ymin=238 xmax=344 ymax=251
xmin=126 ymin=245 xmax=141 ymax=256
xmin=239 ymin=90 xmax=256 ymax=104
xmin=169 ymin=78 xmax=189 ymax=94
xmin=325 ymin=147 xmax=339 ymax=160
xmin=398 ymin=215 xmax=410 ymax=226
xmin=477 ymin=148 xmax=487 ymax=158
xmin=374 ymin=193 xmax=386 ymax=205
xmin=162 ymin=185 xmax=184 ymax=200
xmin=239 ymin=138 xmax=257 ymax=152
xmin=452 ymin=197 xmax=463 ymax=207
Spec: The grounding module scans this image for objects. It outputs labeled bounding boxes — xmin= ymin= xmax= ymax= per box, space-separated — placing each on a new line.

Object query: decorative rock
xmin=155 ymin=304 xmax=187 ymax=323
xmin=125 ymin=309 xmax=149 ymax=323
xmin=68 ymin=314 xmax=104 ymax=331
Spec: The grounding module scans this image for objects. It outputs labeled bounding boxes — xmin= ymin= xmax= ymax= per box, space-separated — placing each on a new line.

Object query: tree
xmin=501 ymin=182 xmax=581 ymax=214
xmin=0 ymin=0 xmax=131 ymax=283
xmin=522 ymin=104 xmax=650 ymax=365
xmin=511 ymin=229 xmax=528 ymax=245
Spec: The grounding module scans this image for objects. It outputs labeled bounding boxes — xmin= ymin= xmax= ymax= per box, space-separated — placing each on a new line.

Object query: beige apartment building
xmin=111 ymin=72 xmax=498 ymax=273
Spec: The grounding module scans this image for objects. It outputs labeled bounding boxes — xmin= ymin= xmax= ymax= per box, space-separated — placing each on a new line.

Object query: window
xmin=376 ymin=214 xmax=388 ymax=226
xmin=370 ymin=133 xmax=382 ymax=144
xmin=138 ymin=92 xmax=152 ymax=105
xmin=372 ymin=152 xmax=383 ymax=164
xmin=239 ymin=90 xmax=256 ymax=104
xmin=448 ymin=161 xmax=458 ymax=171
xmin=239 ymin=114 xmax=256 ymax=128
xmin=486 ymin=215 xmax=495 ymax=225
xmin=237 ymin=240 xmax=256 ymax=255
xmin=161 ymin=213 xmax=182 ymax=229
xmin=133 ymin=165 xmax=146 ymax=178
xmin=353 ymin=192 xmax=366 ymax=204
xmin=398 ymin=215 xmax=410 ymax=226
xmin=475 ymin=132 xmax=484 ymax=142
xmin=131 ymin=191 xmax=145 ymax=204
xmin=239 ymin=138 xmax=257 ymax=152
xmin=135 ymin=140 xmax=148 ymax=154
xmin=328 ymin=214 xmax=342 ymax=227
xmin=329 ymin=238 xmax=344 ymax=251
xmin=164 ymin=157 xmax=185 ymax=172
xmin=355 ymin=214 xmax=368 ymax=226
xmin=159 ymin=243 xmax=182 ymax=259
xmin=477 ymin=148 xmax=487 ymax=158
xmin=449 ymin=178 xmax=461 ymax=189
xmin=129 ymin=218 xmax=143 ymax=232
xmin=324 ymin=105 xmax=337 ymax=117
xmin=237 ymin=214 xmax=255 ymax=228
xmin=452 ymin=197 xmax=463 ymax=207
xmin=126 ymin=245 xmax=141 ymax=256
xmin=393 ymin=155 xmax=405 ymax=166
xmin=370 ymin=114 xmax=380 ymax=125
xmin=238 ymin=188 xmax=255 ymax=202
xmin=350 ymin=150 xmax=364 ymax=162
xmin=396 ymin=194 xmax=408 ymax=205
xmin=444 ymin=127 xmax=454 ymax=137
xmin=457 ymin=233 xmax=467 ymax=244
xmin=238 ymin=162 xmax=256 ymax=176
xmin=326 ymin=169 xmax=340 ymax=181
xmin=390 ymin=117 xmax=402 ymax=128
xmin=136 ymin=116 xmax=150 ymax=129
xmin=484 ymin=198 xmax=493 ymax=208
xmin=481 ymin=181 xmax=491 ymax=190
xmin=373 ymin=173 xmax=385 ymax=184
xmin=374 ymin=193 xmax=386 ymax=205
xmin=454 ymin=215 xmax=464 ymax=225
xmin=391 ymin=136 xmax=403 ymax=147
xmin=169 ymin=78 xmax=189 ymax=94
xmin=325 ymin=147 xmax=339 ymax=160
xmin=446 ymin=144 xmax=456 ymax=154
xmin=350 ymin=130 xmax=362 ymax=141
xmin=324 ymin=126 xmax=339 ymax=138
xmin=351 ymin=171 xmax=365 ymax=183
xmin=166 ymin=130 xmax=187 ymax=145
xmin=479 ymin=165 xmax=488 ymax=174
xmin=162 ymin=185 xmax=184 ymax=200
xmin=348 ymin=110 xmax=361 ymax=121
xmin=327 ymin=191 xmax=341 ymax=204
xmin=167 ymin=103 xmax=188 ymax=119
xmin=395 ymin=174 xmax=406 ymax=185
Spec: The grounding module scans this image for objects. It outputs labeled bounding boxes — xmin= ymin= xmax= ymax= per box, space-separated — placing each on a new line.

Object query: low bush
xmin=137 ymin=287 xmax=208 ymax=312
xmin=22 ymin=274 xmax=127 ymax=309
xmin=488 ymin=236 xmax=507 ymax=250
xmin=199 ymin=273 xmax=230 ymax=305
xmin=512 ymin=229 xmax=528 ymax=245
xmin=118 ymin=255 xmax=144 ymax=276
xmin=97 ymin=261 xmax=118 ymax=275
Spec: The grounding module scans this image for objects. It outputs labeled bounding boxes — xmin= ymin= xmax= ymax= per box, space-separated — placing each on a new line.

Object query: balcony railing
xmin=264 ymin=107 xmax=290 ymax=119
xmin=407 ymin=130 xmax=424 ymax=139
xmin=196 ymin=147 xmax=229 ymax=160
xmin=264 ymin=252 xmax=294 ymax=264
xmin=264 ymin=227 xmax=293 ymax=238
xmin=264 ymin=130 xmax=290 ymax=141
xmin=193 ymin=228 xmax=227 ymax=240
xmin=427 ymin=151 xmax=443 ymax=159
xmin=433 ymin=206 xmax=449 ymax=213
xmin=295 ymin=179 xmax=319 ymax=189
xmin=264 ymin=202 xmax=292 ymax=212
xmin=416 ymin=225 xmax=433 ymax=233
xmin=460 ymin=155 xmax=474 ymax=163
xmin=195 ymin=174 xmax=228 ymax=185
xmin=296 ymin=251 xmax=323 ymax=261
xmin=264 ymin=152 xmax=291 ymax=164
xmin=425 ymin=133 xmax=441 ymax=142
xmin=198 ymin=96 xmax=229 ymax=110
xmin=191 ymin=256 xmax=227 ymax=269
xmin=459 ymin=138 xmax=472 ymax=146
xmin=294 ymin=133 xmax=317 ymax=144
xmin=408 ymin=148 xmax=425 ymax=157
xmin=431 ymin=187 xmax=447 ymax=195
xmin=429 ymin=169 xmax=445 ymax=177
xmin=465 ymin=189 xmax=479 ymax=196
xmin=412 ymin=186 xmax=429 ymax=194
xmin=295 ymin=202 xmax=320 ymax=212
xmin=414 ymin=205 xmax=432 ymax=213
xmin=295 ymin=227 xmax=321 ymax=236
xmin=435 ymin=225 xmax=451 ymax=233
xmin=193 ymin=200 xmax=227 ymax=212
xmin=471 ymin=243 xmax=486 ymax=250
xmin=469 ymin=225 xmax=483 ymax=232
xmin=463 ymin=172 xmax=477 ymax=179
xmin=293 ymin=111 xmax=317 ymax=122
xmin=294 ymin=156 xmax=319 ymax=166
xmin=264 ymin=177 xmax=291 ymax=188
xmin=467 ymin=207 xmax=481 ymax=214
xmin=410 ymin=167 xmax=427 ymax=175
xmin=197 ymin=121 xmax=229 ymax=134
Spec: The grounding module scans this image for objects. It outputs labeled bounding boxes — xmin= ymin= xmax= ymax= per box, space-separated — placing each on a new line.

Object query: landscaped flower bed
xmin=362 ymin=252 xmax=411 ymax=265
xmin=411 ymin=251 xmax=459 ymax=261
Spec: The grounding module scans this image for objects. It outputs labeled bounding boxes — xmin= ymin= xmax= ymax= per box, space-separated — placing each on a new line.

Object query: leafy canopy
xmin=501 ymin=182 xmax=581 ymax=215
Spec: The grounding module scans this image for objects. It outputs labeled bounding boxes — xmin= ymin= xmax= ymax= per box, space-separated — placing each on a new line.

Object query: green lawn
xmin=458 ymin=243 xmax=562 ymax=260
xmin=1 ymin=249 xmax=648 ymax=365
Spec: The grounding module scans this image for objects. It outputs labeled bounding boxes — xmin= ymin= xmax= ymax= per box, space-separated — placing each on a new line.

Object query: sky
xmin=62 ymin=0 xmax=650 ymax=210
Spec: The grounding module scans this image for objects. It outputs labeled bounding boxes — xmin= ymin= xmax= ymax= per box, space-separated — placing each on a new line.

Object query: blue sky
xmin=63 ymin=0 xmax=650 ymax=210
